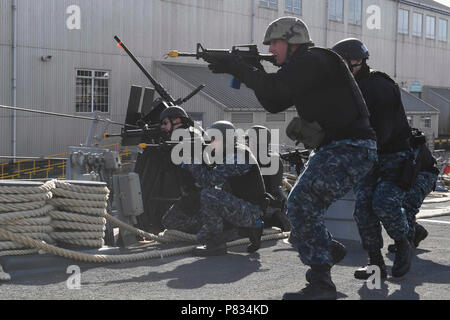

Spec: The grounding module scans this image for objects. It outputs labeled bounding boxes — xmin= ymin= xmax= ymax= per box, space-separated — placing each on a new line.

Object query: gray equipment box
xmin=113 ymin=172 xmax=144 ymax=217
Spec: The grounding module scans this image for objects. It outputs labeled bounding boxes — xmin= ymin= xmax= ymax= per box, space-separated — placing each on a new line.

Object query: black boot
xmin=392 ymin=237 xmax=414 ymax=278
xmin=413 ymin=224 xmax=428 ymax=248
xmin=283 ymin=265 xmax=337 ymax=300
xmin=388 ymin=224 xmax=428 ymax=253
xmin=192 ymin=238 xmax=227 ymax=256
xmin=306 ymin=239 xmax=347 ymax=282
xmin=354 ymin=250 xmax=388 ymax=280
xmin=247 ymin=221 xmax=264 ymax=253
xmin=330 ymin=239 xmax=347 ymax=264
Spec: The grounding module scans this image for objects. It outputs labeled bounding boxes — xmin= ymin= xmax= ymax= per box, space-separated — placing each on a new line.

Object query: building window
xmin=426 ymin=16 xmax=435 ymax=39
xmin=420 ymin=116 xmax=431 ymax=128
xmin=231 ymin=113 xmax=254 ymax=123
xmin=266 ymin=112 xmax=286 ymax=122
xmin=407 ymin=116 xmax=413 ymax=126
xmin=328 ymin=0 xmax=344 ymax=22
xmin=398 ymin=9 xmax=409 ymax=34
xmin=348 ymin=0 xmax=362 ymax=25
xmin=76 ymin=70 xmax=109 ymax=113
xmin=259 ymin=0 xmax=277 ymax=10
xmin=412 ymin=12 xmax=422 ymax=37
xmin=285 ymin=0 xmax=301 ymax=15
xmin=438 ymin=18 xmax=448 ymax=41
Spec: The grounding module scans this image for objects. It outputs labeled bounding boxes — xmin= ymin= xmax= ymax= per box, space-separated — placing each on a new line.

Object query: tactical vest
xmin=260 ymin=155 xmax=284 ymax=196
xmin=360 ymin=69 xmax=411 ymax=153
xmin=226 ymin=145 xmax=266 ymax=206
xmin=303 ymin=48 xmax=374 ymax=146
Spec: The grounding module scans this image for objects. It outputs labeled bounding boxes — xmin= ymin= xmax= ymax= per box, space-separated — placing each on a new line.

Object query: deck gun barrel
xmin=113 ymin=37 xmax=206 ymax=145
xmin=115 ymin=36 xmax=177 ymax=106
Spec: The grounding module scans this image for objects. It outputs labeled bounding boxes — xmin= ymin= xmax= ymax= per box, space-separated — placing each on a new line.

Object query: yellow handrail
xmin=0 ymin=142 xmax=134 ymax=180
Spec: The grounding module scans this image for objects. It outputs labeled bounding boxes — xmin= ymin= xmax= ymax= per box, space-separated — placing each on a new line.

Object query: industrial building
xmin=423 ymin=86 xmax=450 ymax=136
xmin=1 ymin=0 xmax=449 ymax=158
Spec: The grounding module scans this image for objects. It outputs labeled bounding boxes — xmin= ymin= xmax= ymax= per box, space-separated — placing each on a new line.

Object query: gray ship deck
xmin=0 ymin=196 xmax=449 ymax=300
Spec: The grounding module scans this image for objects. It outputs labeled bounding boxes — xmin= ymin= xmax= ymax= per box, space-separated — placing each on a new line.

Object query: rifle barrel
xmin=168 ymin=51 xmax=197 ymax=58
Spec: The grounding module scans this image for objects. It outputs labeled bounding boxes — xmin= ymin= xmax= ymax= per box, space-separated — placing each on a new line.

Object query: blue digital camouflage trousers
xmin=353 ymin=150 xmax=412 ymax=252
xmin=183 ymin=150 xmax=264 ymax=244
xmin=162 ymin=188 xmax=263 ymax=243
xmin=404 ymin=171 xmax=438 ymax=239
xmin=287 ymin=140 xmax=377 ymax=267
xmin=196 ymin=188 xmax=263 ymax=244
xmin=162 ymin=203 xmax=203 ymax=234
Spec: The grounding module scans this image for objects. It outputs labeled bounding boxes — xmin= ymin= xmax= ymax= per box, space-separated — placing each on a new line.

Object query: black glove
xmin=207 ymin=54 xmax=246 ymax=75
xmin=208 ymin=62 xmax=234 ymax=74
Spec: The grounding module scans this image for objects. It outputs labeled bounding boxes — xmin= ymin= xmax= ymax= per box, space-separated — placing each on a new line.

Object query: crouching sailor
xmin=182 ymin=121 xmax=265 ymax=256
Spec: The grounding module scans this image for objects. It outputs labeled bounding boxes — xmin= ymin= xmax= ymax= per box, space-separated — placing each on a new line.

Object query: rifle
xmin=105 ymin=123 xmax=210 ymax=151
xmin=280 ymin=149 xmax=310 ymax=175
xmin=167 ymin=43 xmax=276 ymax=89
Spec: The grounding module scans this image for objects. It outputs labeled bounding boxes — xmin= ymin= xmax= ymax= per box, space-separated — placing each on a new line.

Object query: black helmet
xmin=159 ymin=106 xmax=195 ymax=129
xmin=159 ymin=106 xmax=189 ymax=122
xmin=208 ymin=120 xmax=236 ymax=154
xmin=208 ymin=120 xmax=236 ymax=140
xmin=331 ymin=38 xmax=369 ymax=61
xmin=246 ymin=125 xmax=272 ymax=164
xmin=246 ymin=125 xmax=271 ymax=147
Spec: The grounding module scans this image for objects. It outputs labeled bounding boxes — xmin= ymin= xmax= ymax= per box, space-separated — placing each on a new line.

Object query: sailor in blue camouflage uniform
xmin=183 ymin=121 xmax=265 ymax=256
xmin=160 ymin=106 xmax=205 ymax=235
xmin=205 ymin=17 xmax=377 ymax=300
xmin=388 ymin=131 xmax=440 ymax=253
xmin=245 ymin=125 xmax=291 ymax=231
xmin=333 ymin=38 xmax=415 ymax=280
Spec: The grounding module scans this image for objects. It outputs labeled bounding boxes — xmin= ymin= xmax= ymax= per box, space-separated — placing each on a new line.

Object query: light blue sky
xmin=434 ymin=0 xmax=450 ymax=8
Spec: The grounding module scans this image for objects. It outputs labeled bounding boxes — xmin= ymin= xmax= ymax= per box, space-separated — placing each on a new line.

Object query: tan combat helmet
xmin=263 ymin=16 xmax=313 ymax=45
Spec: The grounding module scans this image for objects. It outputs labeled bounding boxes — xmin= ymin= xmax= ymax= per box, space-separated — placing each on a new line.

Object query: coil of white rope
xmin=0 ymin=179 xmax=290 ymax=281
xmin=0 ymin=180 xmax=56 ymax=281
xmin=48 ymin=181 xmax=109 ymax=248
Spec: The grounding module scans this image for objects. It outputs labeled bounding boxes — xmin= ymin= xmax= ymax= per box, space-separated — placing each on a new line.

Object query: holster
xmin=410 ymin=128 xmax=427 ymax=148
xmin=395 ymin=155 xmax=421 ymax=191
xmin=286 ymin=117 xmax=325 ymax=149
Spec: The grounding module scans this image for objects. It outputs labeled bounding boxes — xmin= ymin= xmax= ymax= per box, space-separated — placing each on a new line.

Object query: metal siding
xmin=154 ymin=62 xmax=224 ymax=129
xmin=429 ymin=91 xmax=450 ymax=135
xmin=0 ymin=0 xmax=12 ymax=45
xmin=0 ymin=43 xmax=12 ymax=155
xmin=0 ymin=0 xmax=449 ymax=156
xmin=0 ymin=1 xmax=12 ymax=156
